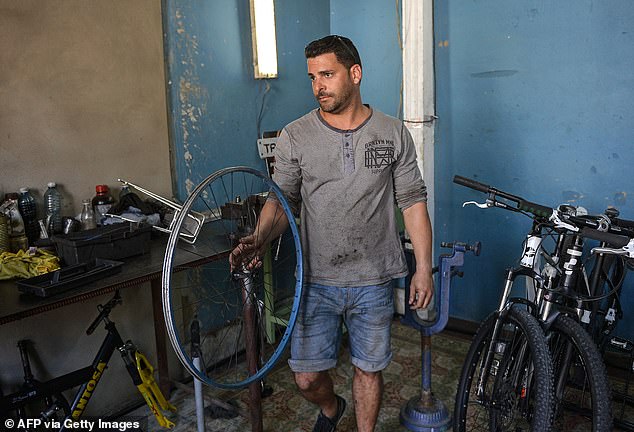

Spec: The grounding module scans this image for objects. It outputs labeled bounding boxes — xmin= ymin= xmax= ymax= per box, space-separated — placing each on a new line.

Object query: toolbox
xmin=52 ymin=222 xmax=152 ymax=265
xmin=17 ymin=258 xmax=124 ymax=297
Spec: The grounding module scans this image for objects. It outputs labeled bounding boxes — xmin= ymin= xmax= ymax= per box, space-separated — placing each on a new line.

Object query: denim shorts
xmin=288 ymin=280 xmax=394 ymax=373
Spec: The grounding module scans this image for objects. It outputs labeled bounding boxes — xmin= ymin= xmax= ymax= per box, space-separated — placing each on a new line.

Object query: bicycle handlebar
xmin=454 ymin=175 xmax=554 ymax=219
xmin=580 ymin=227 xmax=630 ymax=248
xmin=86 ymin=291 xmax=122 ymax=335
xmin=453 ymin=174 xmax=634 ymax=245
xmin=614 ymin=216 xmax=634 ymax=231
xmin=453 ymin=175 xmax=490 ymax=194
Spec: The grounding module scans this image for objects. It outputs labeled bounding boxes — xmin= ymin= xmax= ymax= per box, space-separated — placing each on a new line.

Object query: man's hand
xmin=408 ymin=270 xmax=434 ymax=310
xmin=402 ymin=202 xmax=434 ymax=310
xmin=229 ymin=199 xmax=291 ymax=272
xmin=229 ymin=234 xmax=264 ymax=271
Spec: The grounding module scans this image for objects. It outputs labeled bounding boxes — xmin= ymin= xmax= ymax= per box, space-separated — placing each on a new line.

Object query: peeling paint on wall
xmin=562 ymin=190 xmax=584 ymax=203
xmin=174 ymin=7 xmax=210 ymax=196
xmin=185 ymin=178 xmax=195 ymax=195
xmin=614 ymin=191 xmax=627 ymax=206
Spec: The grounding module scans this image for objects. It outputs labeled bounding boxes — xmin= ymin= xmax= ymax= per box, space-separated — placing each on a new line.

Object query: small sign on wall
xmin=257 ymin=137 xmax=278 ymax=159
xmin=257 ymin=131 xmax=280 ymax=177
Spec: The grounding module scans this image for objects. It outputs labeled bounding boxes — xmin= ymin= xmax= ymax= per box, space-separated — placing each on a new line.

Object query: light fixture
xmin=249 ymin=0 xmax=278 ymax=79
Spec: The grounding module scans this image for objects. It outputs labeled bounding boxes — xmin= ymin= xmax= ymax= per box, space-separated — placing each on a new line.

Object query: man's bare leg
xmin=353 ymin=367 xmax=383 ymax=432
xmin=295 ymin=371 xmax=339 ymax=417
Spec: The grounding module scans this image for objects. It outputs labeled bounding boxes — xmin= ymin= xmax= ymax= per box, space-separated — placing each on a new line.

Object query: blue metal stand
xmin=399 ymin=242 xmax=480 ymax=432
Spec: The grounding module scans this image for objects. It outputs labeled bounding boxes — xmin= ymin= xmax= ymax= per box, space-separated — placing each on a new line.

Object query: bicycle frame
xmin=68 ymin=325 xmax=177 ymax=428
xmin=67 ymin=321 xmax=126 ymax=420
xmin=0 ymin=293 xmax=176 ymax=429
xmin=454 ymin=174 xmax=634 ymax=430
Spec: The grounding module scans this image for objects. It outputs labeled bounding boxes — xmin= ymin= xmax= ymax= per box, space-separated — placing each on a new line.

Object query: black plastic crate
xmin=52 ymin=222 xmax=152 ymax=265
xmin=17 ymin=258 xmax=124 ymax=297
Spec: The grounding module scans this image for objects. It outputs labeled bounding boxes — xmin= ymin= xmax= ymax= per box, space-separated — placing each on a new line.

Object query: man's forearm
xmin=402 ymin=202 xmax=433 ymax=274
xmin=253 ymin=199 xmax=291 ymax=247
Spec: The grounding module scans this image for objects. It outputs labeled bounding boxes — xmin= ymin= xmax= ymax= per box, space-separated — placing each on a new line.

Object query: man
xmin=231 ymin=35 xmax=433 ymax=432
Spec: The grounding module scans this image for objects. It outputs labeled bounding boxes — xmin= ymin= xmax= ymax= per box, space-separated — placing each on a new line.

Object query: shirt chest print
xmin=363 ymin=139 xmax=395 ymax=173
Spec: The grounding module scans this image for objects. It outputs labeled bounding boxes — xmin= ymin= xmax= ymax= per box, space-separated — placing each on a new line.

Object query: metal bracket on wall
xmin=403 ymin=115 xmax=438 ymax=126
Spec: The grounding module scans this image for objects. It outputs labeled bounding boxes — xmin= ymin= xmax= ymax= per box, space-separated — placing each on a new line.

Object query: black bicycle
xmin=0 ymin=291 xmax=176 ymax=429
xmin=453 ymin=174 xmax=634 ymax=431
xmin=574 ymin=209 xmax=634 ymax=431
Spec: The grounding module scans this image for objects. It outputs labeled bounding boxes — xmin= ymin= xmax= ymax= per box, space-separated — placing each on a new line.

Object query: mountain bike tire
xmin=161 ymin=167 xmax=303 ymax=389
xmin=453 ymin=306 xmax=554 ymax=432
xmin=548 ymin=314 xmax=613 ymax=431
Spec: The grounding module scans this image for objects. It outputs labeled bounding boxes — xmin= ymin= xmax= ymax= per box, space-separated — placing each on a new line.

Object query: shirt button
xmin=345 ymin=143 xmax=349 ymax=147
xmin=346 ymin=154 xmax=350 ymax=158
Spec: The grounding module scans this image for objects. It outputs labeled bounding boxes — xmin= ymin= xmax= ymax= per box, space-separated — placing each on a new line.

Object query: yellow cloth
xmin=0 ymin=249 xmax=60 ymax=280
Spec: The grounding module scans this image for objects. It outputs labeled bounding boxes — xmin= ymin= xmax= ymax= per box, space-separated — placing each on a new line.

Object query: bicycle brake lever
xmin=550 ymin=211 xmax=579 ymax=232
xmin=462 ymin=200 xmax=490 ymax=209
xmin=592 ymin=238 xmax=634 ymax=258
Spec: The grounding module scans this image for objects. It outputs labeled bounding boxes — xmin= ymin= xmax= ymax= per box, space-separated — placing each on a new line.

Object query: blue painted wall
xmin=162 ymin=0 xmax=633 ymax=338
xmin=434 ymin=1 xmax=634 ymax=338
xmin=330 ymin=0 xmax=402 ymax=117
xmin=162 ymin=0 xmax=402 ymax=204
xmin=162 ymin=0 xmax=329 ymax=201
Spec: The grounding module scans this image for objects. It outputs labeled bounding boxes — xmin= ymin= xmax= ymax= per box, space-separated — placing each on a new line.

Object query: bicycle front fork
xmin=120 ymin=342 xmax=177 ymax=428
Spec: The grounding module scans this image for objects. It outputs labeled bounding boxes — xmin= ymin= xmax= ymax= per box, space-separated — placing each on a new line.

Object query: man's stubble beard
xmin=317 ymin=83 xmax=354 ymax=114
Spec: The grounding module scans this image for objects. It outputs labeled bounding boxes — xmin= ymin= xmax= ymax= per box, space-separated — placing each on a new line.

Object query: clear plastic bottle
xmin=44 ymin=182 xmax=63 ymax=235
xmin=3 ymin=193 xmax=27 ymax=251
xmin=18 ymin=188 xmax=38 ymax=246
xmin=80 ymin=199 xmax=97 ymax=230
xmin=92 ymin=185 xmax=115 ymax=225
xmin=0 ymin=213 xmax=9 ymax=252
xmin=4 ymin=193 xmax=25 ymax=236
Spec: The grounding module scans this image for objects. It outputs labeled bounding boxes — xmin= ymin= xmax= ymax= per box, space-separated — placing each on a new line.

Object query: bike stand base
xmin=399 ymin=395 xmax=451 ymax=432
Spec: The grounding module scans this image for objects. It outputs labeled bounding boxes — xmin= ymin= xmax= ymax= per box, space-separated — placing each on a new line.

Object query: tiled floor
xmin=126 ymin=320 xmax=470 ymax=432
xmin=124 ymin=319 xmax=634 ymax=432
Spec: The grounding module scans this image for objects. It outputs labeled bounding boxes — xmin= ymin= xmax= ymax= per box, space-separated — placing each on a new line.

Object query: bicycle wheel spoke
xmin=161 ymin=167 xmax=303 ymax=389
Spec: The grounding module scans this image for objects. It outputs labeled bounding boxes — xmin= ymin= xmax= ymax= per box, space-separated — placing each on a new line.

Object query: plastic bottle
xmin=2 ymin=193 xmax=27 ymax=251
xmin=18 ymin=188 xmax=38 ymax=246
xmin=80 ymin=199 xmax=97 ymax=230
xmin=0 ymin=213 xmax=9 ymax=252
xmin=44 ymin=182 xmax=63 ymax=235
xmin=92 ymin=185 xmax=115 ymax=225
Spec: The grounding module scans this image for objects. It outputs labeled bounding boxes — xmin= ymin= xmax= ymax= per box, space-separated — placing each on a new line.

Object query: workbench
xmin=0 ymin=223 xmax=229 ymax=396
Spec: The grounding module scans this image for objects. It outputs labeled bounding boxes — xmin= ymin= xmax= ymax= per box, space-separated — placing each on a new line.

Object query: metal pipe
xmin=193 ymin=357 xmax=205 ymax=432
xmin=117 ymin=178 xmax=205 ymax=244
xmin=240 ymin=272 xmax=263 ymax=432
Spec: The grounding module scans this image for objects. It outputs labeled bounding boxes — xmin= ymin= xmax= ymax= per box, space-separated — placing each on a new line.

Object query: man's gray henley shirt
xmin=273 ymin=107 xmax=427 ymax=287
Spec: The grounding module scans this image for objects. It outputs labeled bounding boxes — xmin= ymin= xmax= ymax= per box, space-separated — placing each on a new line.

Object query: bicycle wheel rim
xmin=454 ymin=307 xmax=554 ymax=432
xmin=549 ymin=314 xmax=612 ymax=431
xmin=453 ymin=311 xmax=497 ymax=432
xmin=161 ymin=166 xmax=303 ymax=389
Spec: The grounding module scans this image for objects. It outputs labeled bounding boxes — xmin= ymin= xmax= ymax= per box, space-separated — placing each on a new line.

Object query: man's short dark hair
xmin=305 ymin=35 xmax=362 ymax=70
